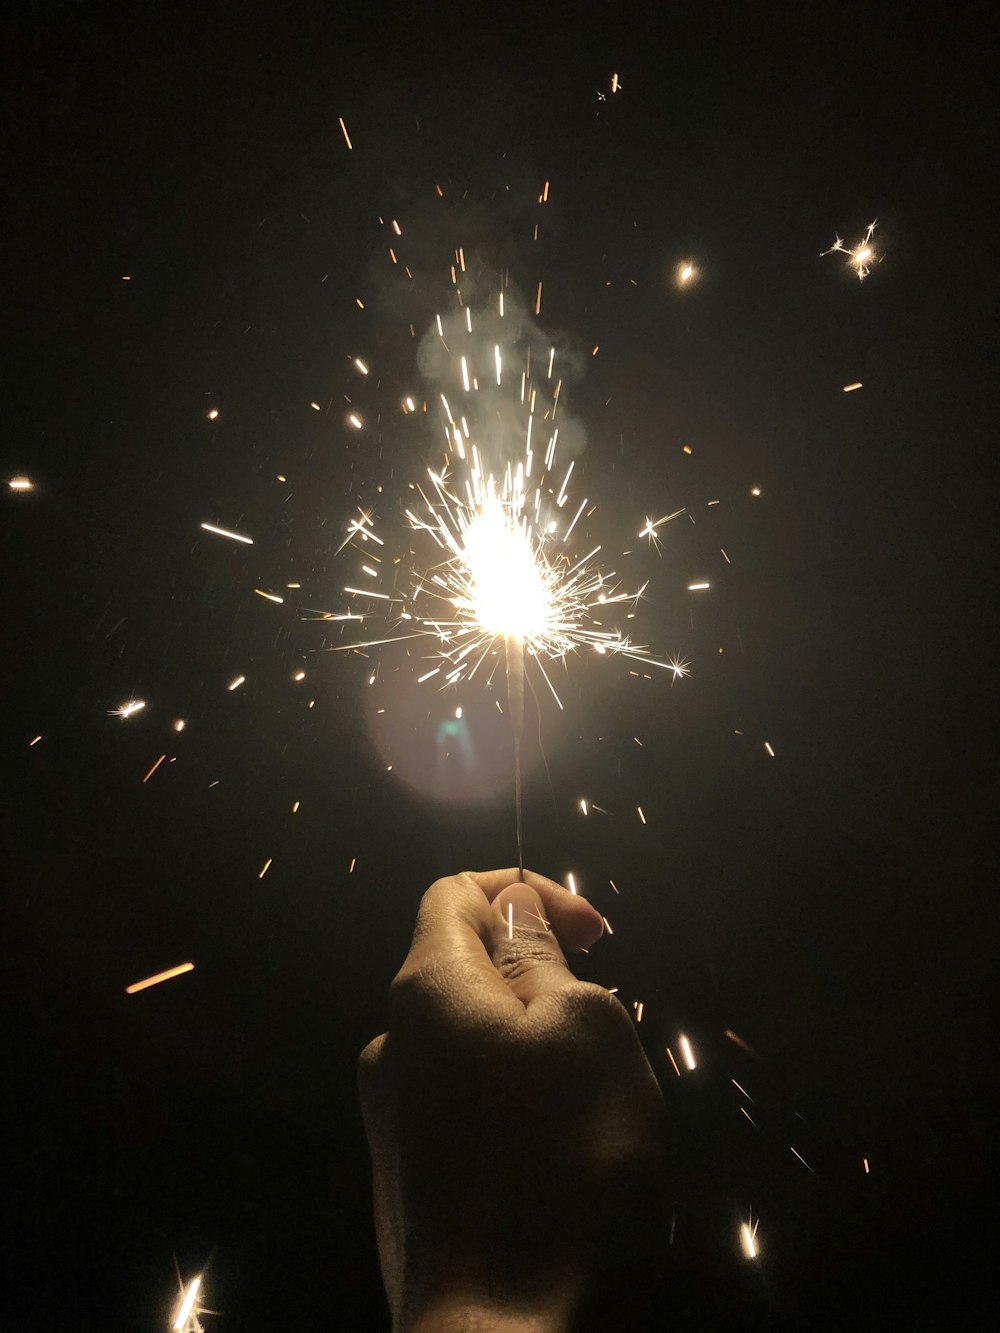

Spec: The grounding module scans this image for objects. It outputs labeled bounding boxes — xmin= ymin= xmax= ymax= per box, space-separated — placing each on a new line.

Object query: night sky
xmin=3 ymin=4 xmax=997 ymax=1329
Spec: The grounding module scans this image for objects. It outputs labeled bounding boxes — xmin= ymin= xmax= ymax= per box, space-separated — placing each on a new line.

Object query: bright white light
xmin=679 ymin=1034 xmax=696 ymax=1070
xmin=201 ymin=521 xmax=253 ymax=545
xmin=111 ymin=699 xmax=146 ymax=719
xmin=173 ymin=1274 xmax=201 ymax=1330
xmin=457 ymin=499 xmax=551 ymax=642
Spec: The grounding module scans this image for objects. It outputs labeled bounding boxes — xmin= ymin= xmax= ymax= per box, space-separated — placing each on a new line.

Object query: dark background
xmin=3 ymin=2 xmax=996 ymax=1328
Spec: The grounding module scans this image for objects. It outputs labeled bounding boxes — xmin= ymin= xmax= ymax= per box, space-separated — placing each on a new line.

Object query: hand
xmin=358 ymin=869 xmax=666 ymax=1332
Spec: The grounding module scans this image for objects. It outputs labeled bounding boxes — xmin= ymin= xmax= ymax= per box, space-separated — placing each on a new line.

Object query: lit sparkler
xmin=823 ymin=220 xmax=879 ymax=280
xmin=329 ymin=307 xmax=689 ymax=866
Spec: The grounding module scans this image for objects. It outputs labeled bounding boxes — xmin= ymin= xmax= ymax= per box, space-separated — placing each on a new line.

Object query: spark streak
xmin=679 ymin=1034 xmax=697 ymax=1070
xmin=125 ymin=962 xmax=194 ymax=994
xmin=173 ymin=1274 xmax=202 ymax=1330
xmin=201 ymin=522 xmax=253 ymax=545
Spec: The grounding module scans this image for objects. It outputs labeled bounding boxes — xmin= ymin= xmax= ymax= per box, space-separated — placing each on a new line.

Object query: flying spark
xmin=201 ymin=521 xmax=253 ymax=545
xmin=740 ymin=1216 xmax=761 ymax=1260
xmin=823 ymin=220 xmax=879 ymax=280
xmin=125 ymin=962 xmax=194 ymax=995
xmin=111 ymin=699 xmax=146 ymax=719
xmin=8 ymin=476 xmax=34 ymax=491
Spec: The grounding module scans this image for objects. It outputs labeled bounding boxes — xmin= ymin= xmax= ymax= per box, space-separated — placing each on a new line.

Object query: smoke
xmin=415 ymin=277 xmax=589 ymax=478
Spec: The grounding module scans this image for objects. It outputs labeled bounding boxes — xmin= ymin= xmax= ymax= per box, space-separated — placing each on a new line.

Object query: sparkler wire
xmin=505 ymin=634 xmax=526 ymax=879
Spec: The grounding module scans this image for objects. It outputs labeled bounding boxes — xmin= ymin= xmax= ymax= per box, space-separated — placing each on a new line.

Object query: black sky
xmin=3 ymin=3 xmax=997 ymax=1328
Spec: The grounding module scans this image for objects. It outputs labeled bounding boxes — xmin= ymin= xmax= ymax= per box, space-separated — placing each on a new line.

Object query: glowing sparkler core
xmin=457 ymin=498 xmax=550 ymax=643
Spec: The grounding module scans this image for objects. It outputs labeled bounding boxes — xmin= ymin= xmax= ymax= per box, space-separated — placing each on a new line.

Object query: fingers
xmin=386 ymin=869 xmax=606 ymax=1036
xmin=471 ymin=867 xmax=605 ymax=953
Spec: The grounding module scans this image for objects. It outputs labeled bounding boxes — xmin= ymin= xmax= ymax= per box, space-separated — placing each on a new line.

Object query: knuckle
xmin=387 ymin=960 xmax=437 ymax=1018
xmin=357 ymin=1032 xmax=387 ymax=1073
xmin=553 ymin=981 xmax=634 ymax=1037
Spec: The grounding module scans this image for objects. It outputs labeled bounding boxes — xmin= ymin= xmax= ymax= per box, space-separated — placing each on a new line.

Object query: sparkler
xmin=330 ymin=305 xmax=689 ymax=869
xmin=823 ymin=220 xmax=879 ymax=280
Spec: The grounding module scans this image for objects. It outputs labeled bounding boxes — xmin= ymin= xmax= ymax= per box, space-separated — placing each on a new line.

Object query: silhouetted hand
xmin=359 ymin=869 xmax=665 ymax=1332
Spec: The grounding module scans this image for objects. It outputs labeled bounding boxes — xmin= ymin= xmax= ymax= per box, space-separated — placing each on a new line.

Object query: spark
xmin=790 ymin=1146 xmax=815 ymax=1174
xmin=338 ymin=116 xmax=353 ymax=150
xmin=635 ymin=1001 xmax=644 ymax=1022
xmin=750 ymin=486 xmax=761 ymax=496
xmin=125 ymin=962 xmax=194 ymax=995
xmin=254 ymin=588 xmax=284 ymax=604
xmin=740 ymin=1216 xmax=760 ymax=1260
xmin=638 ymin=508 xmax=686 ymax=553
xmin=637 ymin=806 xmax=646 ymax=824
xmin=764 ymin=741 xmax=775 ymax=757
xmin=142 ymin=754 xmax=166 ymax=783
xmin=579 ymin=798 xmax=589 ymax=815
xmin=173 ymin=719 xmax=186 ymax=732
xmin=29 ymin=735 xmax=42 ymax=746
xmin=206 ymin=408 xmax=219 ymax=420
xmin=354 ymin=357 xmax=369 ymax=375
xmin=111 ymin=699 xmax=146 ymax=719
xmin=8 ymin=476 xmax=34 ymax=491
xmin=665 ymin=1047 xmax=681 ymax=1077
xmin=259 ymin=858 xmax=272 ymax=878
xmin=566 ymin=872 xmax=578 ymax=895
xmin=732 ymin=1078 xmax=754 ymax=1103
xmin=823 ymin=220 xmax=879 ymax=280
xmin=843 ymin=381 xmax=863 ymax=392
xmin=688 ymin=581 xmax=710 ymax=591
xmin=677 ymin=261 xmax=697 ymax=285
xmin=602 ymin=916 xmax=613 ymax=935
xmin=173 ymin=1274 xmax=202 ymax=1330
xmin=348 ymin=413 xmax=364 ymax=430
xmin=227 ymin=675 xmax=246 ymax=691
xmin=679 ymin=1034 xmax=696 ymax=1070
xmin=863 ymin=1158 xmax=870 ymax=1174
xmin=292 ymin=670 xmax=306 ymax=681
xmin=201 ymin=521 xmax=253 ymax=545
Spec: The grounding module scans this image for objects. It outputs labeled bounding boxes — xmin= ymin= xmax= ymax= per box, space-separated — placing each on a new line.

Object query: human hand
xmin=358 ymin=869 xmax=665 ymax=1332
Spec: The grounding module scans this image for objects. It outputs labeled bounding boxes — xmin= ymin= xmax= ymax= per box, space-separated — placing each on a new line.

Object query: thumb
xmin=490 ymin=882 xmax=577 ymax=1007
